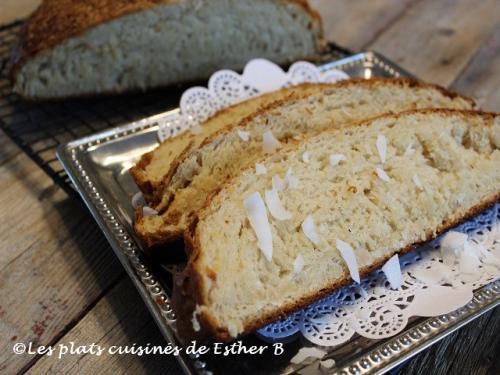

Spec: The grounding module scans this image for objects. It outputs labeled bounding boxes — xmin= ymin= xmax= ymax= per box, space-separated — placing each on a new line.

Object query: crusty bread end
xmin=12 ymin=0 xmax=324 ymax=99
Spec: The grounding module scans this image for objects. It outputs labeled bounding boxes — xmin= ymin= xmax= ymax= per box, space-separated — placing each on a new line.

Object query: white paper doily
xmin=257 ymin=204 xmax=500 ymax=346
xmin=157 ymin=59 xmax=349 ymax=142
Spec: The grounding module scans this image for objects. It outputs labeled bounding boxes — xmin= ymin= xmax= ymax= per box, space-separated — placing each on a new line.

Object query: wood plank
xmin=0 ymin=133 xmax=54 ymax=269
xmin=26 ymin=278 xmax=182 ymax=375
xmin=309 ymin=0 xmax=417 ymax=50
xmin=0 ymin=143 xmax=124 ymax=374
xmin=369 ymin=0 xmax=500 ymax=86
xmin=451 ymin=25 xmax=500 ymax=111
xmin=0 ymin=130 xmax=21 ymax=167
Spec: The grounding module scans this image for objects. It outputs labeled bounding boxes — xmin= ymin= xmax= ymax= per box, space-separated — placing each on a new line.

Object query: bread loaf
xmin=11 ymin=0 xmax=323 ymax=99
xmin=134 ymin=78 xmax=474 ymax=247
xmin=130 ymin=84 xmax=333 ymax=204
xmin=173 ymin=109 xmax=500 ymax=341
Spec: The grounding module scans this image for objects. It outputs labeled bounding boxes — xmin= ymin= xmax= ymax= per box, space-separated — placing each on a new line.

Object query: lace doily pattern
xmin=158 ymin=59 xmax=349 ymax=141
xmin=258 ymin=204 xmax=500 ymax=346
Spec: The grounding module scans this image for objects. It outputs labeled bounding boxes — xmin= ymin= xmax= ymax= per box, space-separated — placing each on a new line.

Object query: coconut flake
xmin=271 ymin=170 xmax=299 ymax=191
xmin=320 ymin=359 xmax=336 ymax=370
xmin=440 ymin=231 xmax=468 ymax=266
xmin=131 ymin=191 xmax=145 ymax=209
xmin=302 ymin=151 xmax=310 ymax=163
xmin=329 ymin=154 xmax=346 ymax=166
xmin=302 ymin=215 xmax=321 ymax=245
xmin=357 ymin=285 xmax=368 ymax=298
xmin=244 ymin=192 xmax=273 ymax=262
xmin=335 ymin=239 xmax=360 ymax=283
xmin=238 ymin=130 xmax=250 ymax=142
xmin=293 ymin=254 xmax=304 ymax=275
xmin=285 ymin=168 xmax=299 ymax=189
xmin=458 ymin=249 xmax=481 ymax=275
xmin=413 ymin=174 xmax=424 ymax=191
xmin=255 ymin=163 xmax=267 ymax=175
xmin=191 ymin=305 xmax=202 ymax=332
xmin=264 ymin=189 xmax=292 ymax=221
xmin=376 ymin=167 xmax=390 ymax=182
xmin=412 ymin=262 xmax=455 ymax=285
xmin=404 ymin=142 xmax=414 ymax=157
xmin=189 ymin=124 xmax=203 ymax=134
xmin=377 ymin=134 xmax=387 ymax=164
xmin=382 ymin=254 xmax=402 ymax=289
xmin=143 ymin=206 xmax=158 ymax=217
xmin=290 ymin=347 xmax=327 ymax=364
xmin=341 ymin=106 xmax=352 ymax=117
xmin=262 ymin=130 xmax=280 ymax=153
xmin=272 ymin=175 xmax=286 ymax=191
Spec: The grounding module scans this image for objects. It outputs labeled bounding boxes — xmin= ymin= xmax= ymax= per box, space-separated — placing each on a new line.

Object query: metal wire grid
xmin=0 ymin=20 xmax=350 ymax=197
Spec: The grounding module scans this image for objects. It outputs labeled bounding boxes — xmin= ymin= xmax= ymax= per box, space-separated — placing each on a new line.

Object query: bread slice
xmin=134 ymin=78 xmax=475 ymax=247
xmin=130 ymin=84 xmax=334 ymax=204
xmin=12 ymin=0 xmax=323 ymax=99
xmin=173 ymin=109 xmax=500 ymax=341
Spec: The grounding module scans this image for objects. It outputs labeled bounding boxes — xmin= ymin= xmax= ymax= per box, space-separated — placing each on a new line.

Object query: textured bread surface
xmin=12 ymin=0 xmax=322 ymax=99
xmin=135 ymin=78 xmax=474 ymax=246
xmin=130 ymin=84 xmax=333 ymax=204
xmin=173 ymin=109 xmax=500 ymax=341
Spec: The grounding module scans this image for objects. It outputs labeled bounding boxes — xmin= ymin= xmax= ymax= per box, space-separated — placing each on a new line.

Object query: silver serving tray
xmin=57 ymin=52 xmax=500 ymax=375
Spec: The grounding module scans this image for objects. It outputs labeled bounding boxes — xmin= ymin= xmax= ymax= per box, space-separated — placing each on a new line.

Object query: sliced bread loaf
xmin=135 ymin=78 xmax=475 ymax=247
xmin=173 ymin=109 xmax=500 ymax=341
xmin=12 ymin=0 xmax=323 ymax=99
xmin=130 ymin=84 xmax=333 ymax=204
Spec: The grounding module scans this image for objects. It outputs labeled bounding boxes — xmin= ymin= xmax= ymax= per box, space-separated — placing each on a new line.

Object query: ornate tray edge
xmin=57 ymin=51 xmax=499 ymax=375
xmin=57 ymin=143 xmax=201 ymax=374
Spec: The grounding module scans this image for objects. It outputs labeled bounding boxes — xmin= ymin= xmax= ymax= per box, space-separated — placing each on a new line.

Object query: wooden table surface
xmin=0 ymin=1 xmax=499 ymax=374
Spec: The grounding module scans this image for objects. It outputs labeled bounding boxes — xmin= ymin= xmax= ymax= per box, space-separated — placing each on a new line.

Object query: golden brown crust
xmin=131 ymin=83 xmax=334 ymax=207
xmin=137 ymin=79 xmax=475 ymax=246
xmin=129 ymin=152 xmax=156 ymax=203
xmin=173 ymin=108 xmax=498 ymax=342
xmin=286 ymin=0 xmax=325 ymax=50
xmin=11 ymin=0 xmax=324 ymax=78
xmin=154 ymin=140 xmax=200 ymax=210
xmin=130 ymin=138 xmax=196 ymax=207
xmin=11 ymin=0 xmax=168 ymax=75
xmin=134 ymin=207 xmax=184 ymax=248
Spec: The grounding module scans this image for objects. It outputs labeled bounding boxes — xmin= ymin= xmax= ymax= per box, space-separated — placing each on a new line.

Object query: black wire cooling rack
xmin=0 ymin=20 xmax=351 ymax=197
